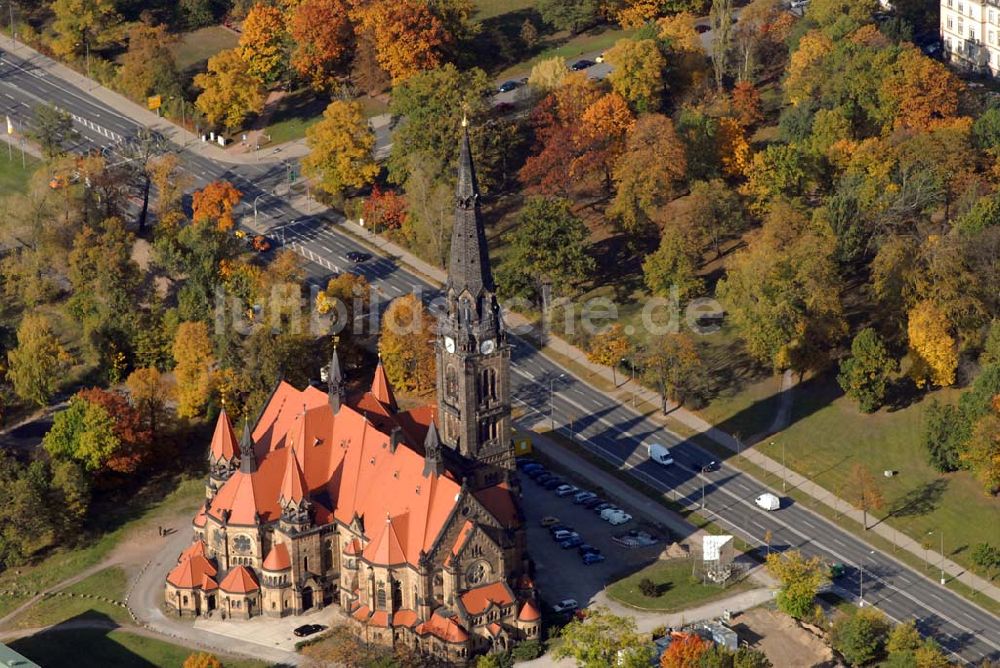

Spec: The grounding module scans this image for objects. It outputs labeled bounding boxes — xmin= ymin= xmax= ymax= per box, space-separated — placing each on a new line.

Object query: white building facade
xmin=941 ymin=0 xmax=1000 ymax=73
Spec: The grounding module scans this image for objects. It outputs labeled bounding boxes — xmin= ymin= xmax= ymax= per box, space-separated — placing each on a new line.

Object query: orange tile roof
xmin=418 ymin=612 xmax=469 ymax=643
xmin=474 ymin=483 xmax=519 ymax=528
xmin=193 ymin=507 xmax=207 ymax=528
xmin=393 ymin=609 xmax=419 ymax=628
xmin=518 ymin=600 xmax=541 ymax=622
xmin=343 ymin=538 xmax=362 ymax=555
xmin=352 ymin=604 xmax=371 ymax=622
xmin=444 ymin=520 xmax=475 ymax=567
xmin=262 ymin=542 xmax=291 ymax=571
xmin=180 ymin=539 xmax=207 ymax=561
xmin=279 ymin=446 xmax=308 ymax=506
xmin=201 ymin=574 xmax=219 ymax=592
xmin=370 ymin=360 xmax=397 ymax=412
xmin=167 ymin=549 xmax=217 ymax=590
xmin=487 ymin=622 xmax=502 ymax=637
xmin=460 ymin=581 xmax=515 ymax=616
xmin=370 ymin=610 xmax=389 ymax=627
xmin=363 ymin=514 xmax=408 ymax=565
xmin=209 ymin=409 xmax=239 ymax=463
xmin=219 ymin=565 xmax=259 ymax=594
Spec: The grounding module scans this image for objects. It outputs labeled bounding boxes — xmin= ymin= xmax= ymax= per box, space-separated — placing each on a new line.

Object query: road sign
xmin=147 ymin=95 xmax=161 ymax=110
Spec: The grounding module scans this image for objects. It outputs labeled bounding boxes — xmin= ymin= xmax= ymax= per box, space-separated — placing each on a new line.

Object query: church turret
xmin=239 ymin=416 xmax=258 ymax=474
xmin=208 ymin=408 xmax=239 ymax=497
xmin=279 ymin=448 xmax=311 ymax=532
xmin=422 ymin=419 xmax=443 ymax=478
xmin=371 ymin=354 xmax=397 ymax=412
xmin=436 ymin=120 xmax=513 ymax=489
xmin=327 ymin=345 xmax=345 ymax=414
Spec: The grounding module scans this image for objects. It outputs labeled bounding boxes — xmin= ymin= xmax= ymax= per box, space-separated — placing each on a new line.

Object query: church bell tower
xmin=436 ymin=119 xmax=513 ymax=488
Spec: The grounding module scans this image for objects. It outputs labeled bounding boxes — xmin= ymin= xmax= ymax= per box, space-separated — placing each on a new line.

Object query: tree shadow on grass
xmin=886 ymin=479 xmax=949 ymax=520
xmin=8 ymin=611 xmax=151 ymax=667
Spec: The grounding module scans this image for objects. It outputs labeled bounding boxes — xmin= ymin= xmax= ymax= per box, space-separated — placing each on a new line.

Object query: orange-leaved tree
xmin=907 ymin=300 xmax=958 ymax=388
xmin=194 ymin=48 xmax=266 ymax=132
xmin=192 ymin=180 xmax=242 ymax=232
xmin=350 ymin=0 xmax=450 ymax=82
xmin=587 ymin=324 xmax=632 ymax=387
xmin=288 ymin=0 xmax=353 ymax=90
xmin=575 ymin=92 xmax=636 ymax=193
xmin=881 ymin=47 xmax=963 ymax=132
xmin=660 ymin=633 xmax=710 ymax=668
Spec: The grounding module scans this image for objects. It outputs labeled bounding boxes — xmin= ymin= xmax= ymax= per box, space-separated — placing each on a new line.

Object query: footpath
xmin=7 ymin=30 xmax=999 ymax=608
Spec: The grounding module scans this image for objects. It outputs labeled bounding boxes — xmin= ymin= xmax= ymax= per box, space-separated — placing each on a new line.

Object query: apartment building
xmin=941 ymin=0 xmax=999 ymax=73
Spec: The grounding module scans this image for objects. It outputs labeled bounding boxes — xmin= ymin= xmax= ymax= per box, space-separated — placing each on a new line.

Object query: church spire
xmin=239 ymin=416 xmax=257 ymax=474
xmin=448 ymin=119 xmax=494 ymax=297
xmin=328 ymin=344 xmax=344 ymax=414
xmin=422 ymin=419 xmax=443 ymax=478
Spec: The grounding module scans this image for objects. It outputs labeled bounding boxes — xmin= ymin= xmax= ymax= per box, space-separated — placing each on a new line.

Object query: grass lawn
xmin=0 ymin=152 xmax=38 ymax=195
xmin=9 ymin=567 xmax=131 ymax=630
xmin=607 ymin=558 xmax=754 ymax=611
xmin=9 ymin=628 xmax=268 ymax=668
xmin=264 ymin=91 xmax=389 ymax=146
xmin=753 ymin=375 xmax=1000 ymax=576
xmin=0 ymin=477 xmax=204 ymax=619
xmin=475 ymin=0 xmax=537 ymax=20
xmin=171 ymin=25 xmax=238 ymax=73
xmin=496 ymin=25 xmax=634 ymax=80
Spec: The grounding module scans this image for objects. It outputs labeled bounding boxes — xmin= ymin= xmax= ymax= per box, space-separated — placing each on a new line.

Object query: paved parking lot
xmin=520 ymin=462 xmax=665 ymax=612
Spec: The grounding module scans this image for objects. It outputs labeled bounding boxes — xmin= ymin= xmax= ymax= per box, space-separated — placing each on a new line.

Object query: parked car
xmin=345 ymin=250 xmax=371 ymax=263
xmin=607 ymin=512 xmax=632 ymax=526
xmin=578 ymin=544 xmax=600 ymax=556
xmin=517 ymin=458 xmax=539 ymax=470
xmin=549 ymin=524 xmax=572 ymax=536
xmin=552 ymin=599 xmax=579 ymax=614
xmin=527 ymin=468 xmax=550 ymax=479
xmin=555 ymin=484 xmax=579 ymax=497
xmin=600 ymin=507 xmax=623 ymax=521
xmin=573 ymin=491 xmax=597 ymax=504
xmin=540 ymin=516 xmax=561 ymax=527
xmin=521 ymin=463 xmax=543 ymax=474
xmin=593 ymin=502 xmax=614 ymax=513
xmin=583 ymin=497 xmax=606 ymax=509
xmin=695 ymin=23 xmax=710 ymax=33
xmin=582 ymin=552 xmax=606 ymax=565
xmin=570 ymin=59 xmax=595 ymax=71
xmin=561 ymin=535 xmax=584 ymax=549
xmin=497 ymin=80 xmax=519 ymax=93
xmin=553 ymin=530 xmax=580 ymax=542
xmin=293 ymin=624 xmax=326 ymax=637
xmin=755 ymin=493 xmax=781 ymax=511
xmin=543 ymin=477 xmax=566 ymax=490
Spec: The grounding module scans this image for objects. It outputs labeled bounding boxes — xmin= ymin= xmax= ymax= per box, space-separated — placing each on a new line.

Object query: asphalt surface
xmin=2 ymin=42 xmax=999 ymax=665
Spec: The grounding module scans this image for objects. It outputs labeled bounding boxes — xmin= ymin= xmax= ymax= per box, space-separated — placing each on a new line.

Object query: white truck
xmin=647 ymin=443 xmax=674 ymax=466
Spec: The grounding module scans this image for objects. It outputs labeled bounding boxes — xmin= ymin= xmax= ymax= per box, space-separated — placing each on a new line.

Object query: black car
xmin=542 ymin=477 xmax=566 ymax=490
xmin=570 ymin=59 xmax=595 ymax=71
xmin=549 ymin=524 xmax=573 ymax=536
xmin=577 ymin=544 xmax=600 ymax=556
xmin=698 ymin=460 xmax=719 ymax=473
xmin=583 ymin=496 xmax=606 ymax=509
xmin=497 ymin=80 xmax=519 ymax=93
xmin=346 ymin=251 xmax=371 ymax=263
xmin=593 ymin=502 xmax=613 ymax=513
xmin=527 ymin=467 xmax=549 ymax=479
xmin=534 ymin=472 xmax=555 ymax=483
xmin=293 ymin=623 xmax=326 ymax=637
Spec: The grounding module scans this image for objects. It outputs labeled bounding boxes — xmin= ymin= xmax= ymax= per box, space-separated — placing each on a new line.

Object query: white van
xmin=755 ymin=493 xmax=781 ymax=511
xmin=647 ymin=443 xmax=674 ymax=466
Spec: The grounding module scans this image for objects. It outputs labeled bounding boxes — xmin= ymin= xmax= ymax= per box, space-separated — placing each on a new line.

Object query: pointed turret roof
xmin=219 ymin=565 xmax=259 ymax=594
xmin=448 ymin=120 xmax=494 ymax=297
xmin=371 ymin=356 xmax=397 ymax=412
xmin=279 ymin=447 xmax=308 ymax=506
xmin=363 ymin=513 xmax=408 ymax=565
xmin=329 ymin=345 xmax=343 ymax=385
xmin=239 ymin=416 xmax=257 ymax=473
xmin=422 ymin=419 xmax=443 ymax=478
xmin=209 ymin=409 xmax=239 ymax=463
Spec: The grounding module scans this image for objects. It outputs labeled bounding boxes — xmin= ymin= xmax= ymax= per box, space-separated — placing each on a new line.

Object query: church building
xmin=164 ymin=124 xmax=539 ymax=664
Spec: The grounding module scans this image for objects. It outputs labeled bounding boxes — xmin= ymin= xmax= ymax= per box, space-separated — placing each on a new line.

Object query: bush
xmin=511 ymin=640 xmax=543 ymax=661
xmin=651 ymin=624 xmax=669 ymax=640
xmin=830 ymin=608 xmax=891 ymax=666
xmin=639 ymin=577 xmax=659 ymax=597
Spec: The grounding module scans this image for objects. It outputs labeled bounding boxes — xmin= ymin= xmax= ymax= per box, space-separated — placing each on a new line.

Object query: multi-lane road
xmin=2 ymin=42 xmax=999 ymax=665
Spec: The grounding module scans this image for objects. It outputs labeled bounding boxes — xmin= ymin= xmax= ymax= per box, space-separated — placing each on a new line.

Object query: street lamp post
xmin=253 ymin=194 xmax=266 ymax=226
xmin=6 ymin=2 xmax=15 ymax=45
xmin=939 ymin=531 xmax=945 ymax=585
xmin=859 ymin=550 xmax=875 ymax=607
xmin=782 ymin=440 xmax=786 ymax=492
xmin=621 ymin=357 xmax=636 ymax=407
xmin=549 ymin=373 xmax=565 ymax=432
xmin=700 ymin=471 xmax=706 ymax=509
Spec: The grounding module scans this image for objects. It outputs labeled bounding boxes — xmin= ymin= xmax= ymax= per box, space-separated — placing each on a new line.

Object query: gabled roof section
xmin=474 ymin=482 xmax=519 ymax=528
xmin=370 ymin=358 xmax=397 ymax=412
xmin=167 ymin=543 xmax=217 ymax=590
xmin=220 ymin=565 xmax=259 ymax=594
xmin=209 ymin=408 xmax=239 ymax=463
xmin=418 ymin=611 xmax=469 ymax=644
xmin=459 ymin=581 xmax=515 ymax=617
xmin=363 ymin=513 xmax=408 ymax=566
xmin=444 ymin=520 xmax=475 ymax=566
xmin=279 ymin=446 xmax=308 ymax=506
xmin=262 ymin=542 xmax=291 ymax=571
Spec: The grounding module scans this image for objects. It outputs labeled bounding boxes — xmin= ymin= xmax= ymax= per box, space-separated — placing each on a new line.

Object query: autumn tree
xmin=847 ymin=463 xmax=885 ymax=529
xmin=766 ymin=550 xmax=829 ymax=619
xmin=303 ymin=101 xmax=378 ymax=198
xmin=880 ymin=47 xmax=962 ymax=132
xmin=192 ymin=181 xmax=242 ymax=232
xmin=7 ymin=313 xmax=71 ymax=406
xmin=528 ymin=57 xmax=569 ymax=92
xmin=907 ymin=301 xmax=958 ymax=388
xmin=351 ymin=0 xmax=450 ymax=82
xmin=687 ymin=179 xmax=744 ymax=258
xmin=643 ymin=229 xmax=703 ymax=302
xmin=644 ymin=333 xmax=703 ymax=409
xmin=496 ymin=196 xmax=594 ymax=300
xmin=362 ymin=187 xmax=408 ymax=233
xmin=731 ymin=80 xmax=764 ymax=127
xmin=588 ymin=324 xmax=631 ymax=386
xmin=126 ymin=367 xmax=172 ymax=437
xmin=401 ymin=153 xmax=455 ymax=267
xmin=961 ymin=395 xmax=1000 ymax=495
xmin=740 ymin=144 xmax=809 ymax=214
xmin=710 ymin=0 xmax=734 ymax=89
xmin=575 ymin=93 xmax=635 ymax=192
xmin=149 ymin=153 xmax=190 ymax=227
xmin=173 ymin=322 xmax=215 ymax=419
xmin=316 ymin=272 xmax=371 ymax=364
xmin=657 ymin=12 xmax=707 ymax=92
xmin=116 ymin=23 xmax=182 ymax=103
xmin=379 ymin=294 xmax=435 ymax=392
xmin=183 ymin=653 xmax=223 ymax=668
xmin=288 ymin=0 xmax=353 ymax=90
xmin=837 ymin=328 xmax=896 ymax=413
xmin=717 ymin=202 xmax=845 ymax=373
xmin=609 ymin=114 xmax=686 ymax=235
xmin=660 ymin=633 xmax=710 ymax=668
xmin=238 ymin=3 xmax=288 ymax=84
xmin=830 ymin=608 xmax=891 ymax=667
xmin=194 ymin=48 xmax=266 ymax=132
xmin=717 ymin=117 xmax=751 ymax=178
xmin=50 ymin=0 xmax=122 ymax=61
xmin=43 ymin=389 xmax=150 ymax=474
xmin=537 ymin=0 xmax=600 ymax=33
xmin=554 ymin=607 xmax=653 ymax=667
xmin=605 ymin=39 xmax=667 ymax=113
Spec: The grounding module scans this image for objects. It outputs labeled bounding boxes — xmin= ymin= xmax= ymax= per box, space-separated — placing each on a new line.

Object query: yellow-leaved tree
xmin=907 ymin=300 xmax=958 ymax=388
xmin=303 ymin=101 xmax=379 ymax=197
xmin=587 ymin=324 xmax=631 ymax=387
xmin=604 ymin=38 xmax=666 ymax=113
xmin=717 ymin=117 xmax=751 ymax=178
xmin=350 ymin=0 xmax=449 ymax=82
xmin=172 ymin=322 xmax=215 ymax=418
xmin=238 ymin=3 xmax=288 ymax=84
xmin=784 ymin=30 xmax=833 ymax=106
xmin=194 ymin=48 xmax=266 ymax=132
xmin=528 ymin=56 xmax=569 ymax=92
xmin=379 ymin=294 xmax=435 ymax=392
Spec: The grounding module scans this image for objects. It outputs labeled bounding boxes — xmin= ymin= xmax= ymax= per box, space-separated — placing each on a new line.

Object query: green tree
xmin=837 ymin=328 xmax=896 ymax=413
xmin=49 ymin=458 xmax=91 ymax=530
xmin=115 ymin=23 xmax=182 ymax=103
xmin=698 ymin=645 xmax=772 ymax=668
xmin=605 ymin=38 xmax=667 ymax=112
xmin=537 ymin=0 xmax=600 ymax=33
xmin=687 ymin=179 xmax=744 ymax=259
xmin=401 ymin=152 xmax=454 ymax=268
xmin=710 ymin=0 xmax=734 ymax=89
xmin=643 ymin=332 xmax=704 ymax=409
xmin=50 ymin=0 xmax=122 ymax=61
xmin=303 ymin=100 xmax=379 ymax=198
xmin=642 ymin=229 xmax=703 ymax=302
xmin=921 ymin=399 xmax=964 ymax=472
xmin=981 ymin=320 xmax=1000 ymax=367
xmin=830 ymin=607 xmax=891 ymax=667
xmin=497 ymin=196 xmax=594 ymax=299
xmin=29 ymin=104 xmax=79 ymax=158
xmin=970 ymin=543 xmax=1000 ymax=580
xmin=741 ymin=144 xmax=810 ymax=214
xmin=43 ymin=395 xmax=119 ymax=472
xmin=766 ymin=550 xmax=828 ymax=619
xmin=7 ymin=313 xmax=71 ymax=406
xmin=388 ymin=64 xmax=491 ymax=183
xmin=553 ymin=606 xmax=654 ymax=667
xmin=886 ymin=619 xmax=922 ymax=655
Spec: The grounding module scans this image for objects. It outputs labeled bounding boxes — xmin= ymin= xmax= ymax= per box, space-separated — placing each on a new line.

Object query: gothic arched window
xmin=446 ymin=366 xmax=458 ymax=401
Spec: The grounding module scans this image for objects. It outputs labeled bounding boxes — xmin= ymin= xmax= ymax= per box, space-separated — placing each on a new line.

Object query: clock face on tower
xmin=444 ymin=336 xmax=456 ymax=353
xmin=479 ymin=339 xmax=496 ymax=354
